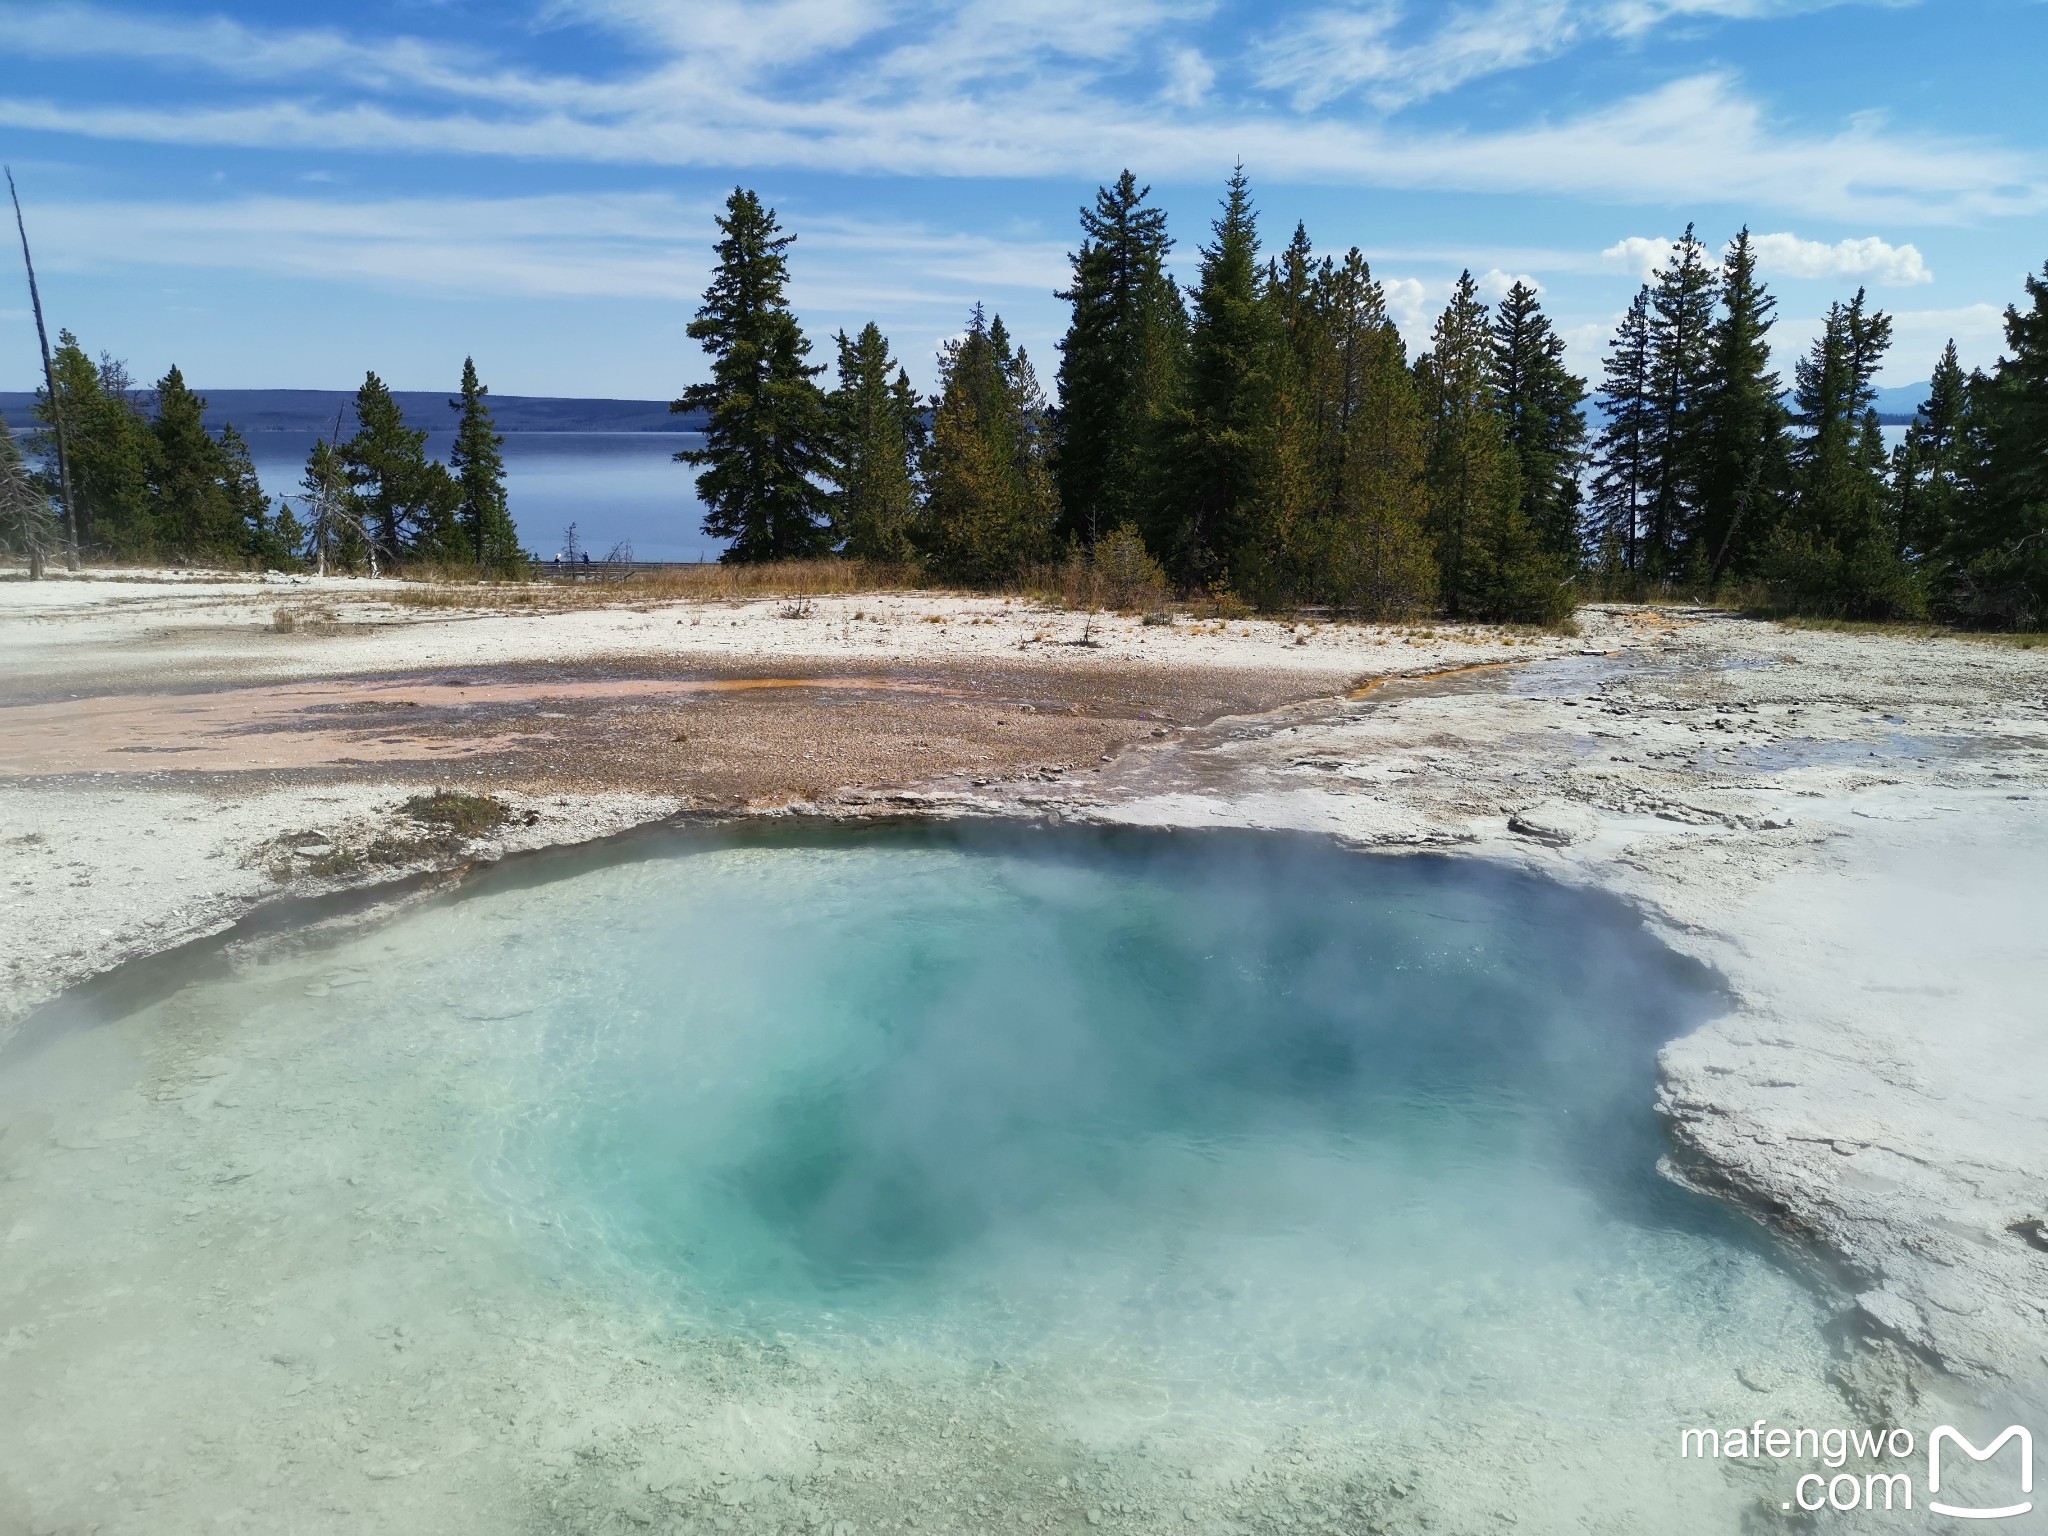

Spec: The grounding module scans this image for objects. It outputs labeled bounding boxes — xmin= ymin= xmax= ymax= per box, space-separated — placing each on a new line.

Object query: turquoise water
xmin=0 ymin=825 xmax=1856 ymax=1531
xmin=479 ymin=828 xmax=1827 ymax=1407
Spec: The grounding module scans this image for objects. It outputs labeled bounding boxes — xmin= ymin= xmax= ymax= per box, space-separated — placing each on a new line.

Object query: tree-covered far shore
xmin=9 ymin=167 xmax=2048 ymax=632
xmin=6 ymin=343 xmax=525 ymax=578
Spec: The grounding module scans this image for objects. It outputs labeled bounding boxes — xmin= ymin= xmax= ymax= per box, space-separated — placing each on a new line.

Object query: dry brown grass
xmin=384 ymin=559 xmax=932 ymax=612
xmin=383 ymin=555 xmax=1203 ymax=616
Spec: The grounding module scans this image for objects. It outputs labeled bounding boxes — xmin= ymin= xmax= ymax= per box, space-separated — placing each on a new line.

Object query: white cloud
xmin=1604 ymin=230 xmax=1934 ymax=286
xmin=1601 ymin=235 xmax=1676 ymax=282
xmin=1749 ymin=232 xmax=1931 ymax=285
xmin=1381 ymin=276 xmax=1434 ymax=346
xmin=1475 ymin=268 xmax=1542 ymax=300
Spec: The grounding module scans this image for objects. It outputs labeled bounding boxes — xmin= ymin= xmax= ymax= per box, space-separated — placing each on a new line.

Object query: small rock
xmin=1507 ymin=801 xmax=1599 ymax=847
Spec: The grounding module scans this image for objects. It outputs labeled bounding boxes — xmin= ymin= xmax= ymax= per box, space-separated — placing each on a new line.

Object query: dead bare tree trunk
xmin=7 ymin=166 xmax=79 ymax=574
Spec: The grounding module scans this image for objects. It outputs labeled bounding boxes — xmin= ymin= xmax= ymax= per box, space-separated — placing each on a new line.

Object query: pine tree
xmin=1770 ymin=290 xmax=1919 ymax=617
xmin=148 ymin=367 xmax=238 ymax=560
xmin=35 ymin=335 xmax=152 ymax=556
xmin=1642 ymin=226 xmax=1719 ymax=573
xmin=827 ymin=323 xmax=922 ymax=564
xmin=218 ymin=424 xmax=288 ymax=569
xmin=1418 ymin=271 xmax=1507 ymax=608
xmin=1697 ymin=230 xmax=1790 ymax=581
xmin=299 ymin=436 xmax=358 ymax=574
xmin=1956 ymin=263 xmax=2048 ymax=627
xmin=1419 ymin=272 xmax=1567 ymax=623
xmin=1893 ymin=341 xmax=1976 ymax=584
xmin=1053 ymin=171 xmax=1186 ymax=550
xmin=1590 ymin=288 xmax=1654 ymax=571
xmin=450 ymin=357 xmax=521 ymax=572
xmin=339 ymin=372 xmax=438 ymax=564
xmin=1313 ymin=249 xmax=1435 ymax=617
xmin=677 ymin=188 xmax=833 ymax=563
xmin=918 ymin=306 xmax=1056 ymax=585
xmin=1169 ymin=165 xmax=1279 ymax=591
xmin=1489 ymin=281 xmax=1588 ymax=564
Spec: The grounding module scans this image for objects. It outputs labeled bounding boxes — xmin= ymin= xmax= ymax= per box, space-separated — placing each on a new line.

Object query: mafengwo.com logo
xmin=1679 ymin=1420 xmax=2033 ymax=1517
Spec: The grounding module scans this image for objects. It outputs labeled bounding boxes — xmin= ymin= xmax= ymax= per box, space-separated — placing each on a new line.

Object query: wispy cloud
xmin=0 ymin=4 xmax=556 ymax=105
xmin=16 ymin=192 xmax=1069 ymax=317
xmin=0 ymin=67 xmax=2031 ymax=225
xmin=0 ymin=3 xmax=2025 ymax=226
xmin=1254 ymin=0 xmax=1905 ymax=112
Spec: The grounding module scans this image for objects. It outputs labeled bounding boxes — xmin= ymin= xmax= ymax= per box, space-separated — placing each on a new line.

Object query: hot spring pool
xmin=0 ymin=826 xmax=1857 ymax=1533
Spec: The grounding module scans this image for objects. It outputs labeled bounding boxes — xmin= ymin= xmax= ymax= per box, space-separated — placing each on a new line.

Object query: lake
xmin=244 ymin=429 xmax=725 ymax=564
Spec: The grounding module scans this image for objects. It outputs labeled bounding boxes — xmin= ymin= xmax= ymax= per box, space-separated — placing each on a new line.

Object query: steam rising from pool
xmin=0 ymin=825 xmax=1854 ymax=1531
xmin=477 ymin=829 xmax=1823 ymax=1406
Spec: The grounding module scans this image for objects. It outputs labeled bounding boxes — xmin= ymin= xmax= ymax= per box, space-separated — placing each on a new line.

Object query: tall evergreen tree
xmin=1893 ymin=340 xmax=1976 ymax=580
xmin=450 ymin=357 xmax=521 ymax=572
xmin=1698 ymin=229 xmax=1790 ymax=581
xmin=1419 ymin=272 xmax=1567 ymax=623
xmin=1642 ymin=226 xmax=1719 ymax=573
xmin=1956 ymin=263 xmax=2048 ymax=627
xmin=35 ymin=335 xmax=153 ymax=556
xmin=218 ymin=424 xmax=291 ymax=569
xmin=1769 ymin=289 xmax=1918 ymax=616
xmin=1489 ymin=281 xmax=1588 ymax=563
xmin=1263 ymin=221 xmax=1327 ymax=582
xmin=1053 ymin=171 xmax=1186 ymax=550
xmin=677 ymin=188 xmax=833 ymax=563
xmin=1310 ymin=249 xmax=1435 ymax=617
xmin=148 ymin=367 xmax=238 ymax=559
xmin=1170 ymin=165 xmax=1279 ymax=591
xmin=1591 ymin=288 xmax=1655 ymax=570
xmin=1419 ymin=271 xmax=1508 ymax=608
xmin=339 ymin=372 xmax=441 ymax=563
xmin=827 ymin=323 xmax=922 ymax=564
xmin=918 ymin=306 xmax=1056 ymax=585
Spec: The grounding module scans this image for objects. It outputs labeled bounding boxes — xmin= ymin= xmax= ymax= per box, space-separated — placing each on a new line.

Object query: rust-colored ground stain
xmin=0 ymin=660 xmax=1347 ymax=803
xmin=1346 ymin=660 xmax=1527 ymax=701
xmin=0 ymin=673 xmax=967 ymax=777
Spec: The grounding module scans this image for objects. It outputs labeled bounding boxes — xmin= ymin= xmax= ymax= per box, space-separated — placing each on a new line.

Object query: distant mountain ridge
xmin=0 ymin=389 xmax=707 ymax=434
xmin=1866 ymin=382 xmax=1930 ymax=422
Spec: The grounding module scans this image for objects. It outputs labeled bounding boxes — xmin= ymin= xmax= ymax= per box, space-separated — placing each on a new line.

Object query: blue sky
xmin=2 ymin=0 xmax=2044 ymax=400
